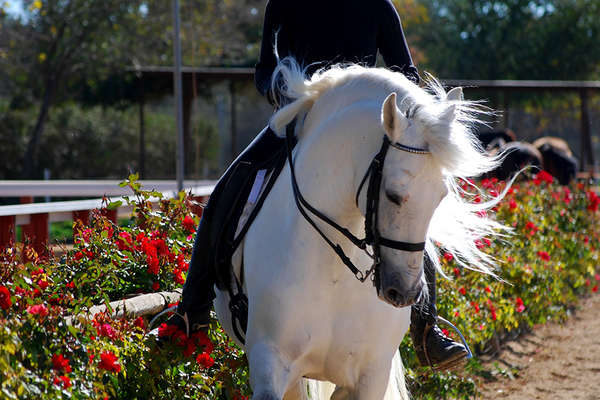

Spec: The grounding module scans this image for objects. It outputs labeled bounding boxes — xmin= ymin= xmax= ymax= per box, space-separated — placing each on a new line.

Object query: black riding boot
xmin=410 ymin=256 xmax=468 ymax=371
xmin=162 ymin=127 xmax=285 ymax=337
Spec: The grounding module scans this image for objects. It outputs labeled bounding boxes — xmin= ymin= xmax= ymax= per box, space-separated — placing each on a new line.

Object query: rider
xmin=165 ymin=0 xmax=468 ymax=371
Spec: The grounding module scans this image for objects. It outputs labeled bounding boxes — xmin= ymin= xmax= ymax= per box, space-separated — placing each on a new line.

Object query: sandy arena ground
xmin=478 ymin=293 xmax=600 ymax=399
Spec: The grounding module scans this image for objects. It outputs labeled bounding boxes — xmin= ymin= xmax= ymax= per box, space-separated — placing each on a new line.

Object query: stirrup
xmin=436 ymin=316 xmax=473 ymax=360
xmin=149 ymin=306 xmax=210 ymax=337
xmin=420 ymin=316 xmax=472 ymax=372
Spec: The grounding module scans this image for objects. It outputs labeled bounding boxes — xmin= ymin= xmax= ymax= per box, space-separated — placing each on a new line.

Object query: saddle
xmin=206 ymin=126 xmax=292 ymax=343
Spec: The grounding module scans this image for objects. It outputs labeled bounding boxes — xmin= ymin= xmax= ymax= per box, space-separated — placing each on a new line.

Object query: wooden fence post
xmin=21 ymin=213 xmax=49 ymax=256
xmin=0 ymin=216 xmax=16 ymax=250
xmin=101 ymin=208 xmax=118 ymax=224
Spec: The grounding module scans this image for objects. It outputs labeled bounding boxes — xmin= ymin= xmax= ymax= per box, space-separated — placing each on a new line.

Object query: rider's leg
xmin=410 ymin=255 xmax=468 ymax=371
xmin=165 ymin=127 xmax=284 ymax=335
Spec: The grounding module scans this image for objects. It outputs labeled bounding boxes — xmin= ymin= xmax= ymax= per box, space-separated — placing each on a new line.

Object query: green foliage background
xmin=0 ymin=0 xmax=599 ymax=181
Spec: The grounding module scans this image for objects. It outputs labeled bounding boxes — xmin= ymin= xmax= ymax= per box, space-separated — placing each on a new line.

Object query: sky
xmin=3 ymin=0 xmax=24 ymax=17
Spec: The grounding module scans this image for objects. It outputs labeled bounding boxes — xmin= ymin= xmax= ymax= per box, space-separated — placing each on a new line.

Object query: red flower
xmin=158 ymin=323 xmax=181 ymax=338
xmin=147 ymin=254 xmax=160 ymax=275
xmin=59 ymin=375 xmax=71 ymax=389
xmin=53 ymin=375 xmax=71 ymax=389
xmin=117 ymin=231 xmax=133 ymax=251
xmin=453 ymin=267 xmax=460 ymax=277
xmin=195 ymin=331 xmax=215 ymax=354
xmin=176 ymin=254 xmax=189 ymax=271
xmin=481 ymin=178 xmax=492 ymax=189
xmin=196 ymin=352 xmax=215 ymax=369
xmin=52 ymin=354 xmax=72 ymax=373
xmin=525 ymin=221 xmax=539 ymax=236
xmin=152 ymin=238 xmax=169 ymax=257
xmin=152 ymin=282 xmax=160 ymax=291
xmin=443 ymin=252 xmax=454 ymax=262
xmin=98 ymin=351 xmax=121 ymax=373
xmin=173 ymin=269 xmax=185 ymax=285
xmin=537 ymin=251 xmax=550 ymax=261
xmin=474 ymin=239 xmax=484 ymax=249
xmin=37 ymin=279 xmax=49 ymax=291
xmin=134 ymin=316 xmax=146 ymax=330
xmin=0 ymin=286 xmax=12 ymax=310
xmin=458 ymin=287 xmax=466 ymax=295
xmin=515 ymin=297 xmax=525 ymax=313
xmin=182 ymin=215 xmax=196 ymax=234
xmin=533 ymin=170 xmax=554 ymax=185
xmin=587 ymin=190 xmax=600 ymax=212
xmin=490 ymin=305 xmax=497 ymax=321
xmin=508 ymin=199 xmax=517 ymax=210
xmin=97 ymin=323 xmax=117 ymax=340
xmin=73 ymin=251 xmax=84 ymax=261
xmin=76 ymin=228 xmax=93 ymax=244
xmin=104 ymin=225 xmax=114 ymax=238
xmin=593 ymin=285 xmax=598 ymax=293
xmin=470 ymin=301 xmax=480 ymax=313
xmin=27 ymin=304 xmax=48 ymax=317
xmin=485 ymin=286 xmax=491 ymax=294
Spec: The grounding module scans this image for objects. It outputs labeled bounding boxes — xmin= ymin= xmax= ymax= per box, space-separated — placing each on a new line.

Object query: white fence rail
xmin=0 ymin=180 xmax=215 ymax=254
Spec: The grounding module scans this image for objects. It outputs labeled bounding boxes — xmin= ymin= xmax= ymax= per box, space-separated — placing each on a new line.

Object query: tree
xmin=14 ymin=0 xmax=138 ymax=178
xmin=413 ymin=0 xmax=600 ymax=80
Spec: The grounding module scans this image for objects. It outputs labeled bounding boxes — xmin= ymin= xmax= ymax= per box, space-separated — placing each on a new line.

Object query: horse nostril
xmin=385 ymin=288 xmax=404 ymax=306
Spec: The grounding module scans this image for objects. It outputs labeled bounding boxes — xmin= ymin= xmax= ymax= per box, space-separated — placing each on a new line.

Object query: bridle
xmin=285 ymin=122 xmax=431 ymax=284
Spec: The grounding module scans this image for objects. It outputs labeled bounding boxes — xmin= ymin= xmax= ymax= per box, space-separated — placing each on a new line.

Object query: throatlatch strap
xmin=285 ymin=124 xmax=366 ymax=278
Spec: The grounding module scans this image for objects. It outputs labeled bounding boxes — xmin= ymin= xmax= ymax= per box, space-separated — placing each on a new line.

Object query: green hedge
xmin=0 ymin=174 xmax=598 ymax=399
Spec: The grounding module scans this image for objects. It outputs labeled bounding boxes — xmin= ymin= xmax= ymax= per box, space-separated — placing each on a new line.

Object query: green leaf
xmin=106 ymin=200 xmax=123 ymax=210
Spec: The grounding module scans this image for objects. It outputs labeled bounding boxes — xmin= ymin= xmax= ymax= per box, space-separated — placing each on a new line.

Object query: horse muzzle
xmin=376 ymin=270 xmax=423 ymax=308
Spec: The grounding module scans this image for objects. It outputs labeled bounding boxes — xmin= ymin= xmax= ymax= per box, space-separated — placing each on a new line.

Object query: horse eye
xmin=385 ymin=190 xmax=403 ymax=206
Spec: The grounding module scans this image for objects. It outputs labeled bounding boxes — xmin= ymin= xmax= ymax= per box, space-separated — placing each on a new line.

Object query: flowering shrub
xmin=0 ymin=176 xmax=250 ymax=399
xmin=404 ymin=172 xmax=600 ymax=399
xmin=0 ymin=173 xmax=598 ymax=399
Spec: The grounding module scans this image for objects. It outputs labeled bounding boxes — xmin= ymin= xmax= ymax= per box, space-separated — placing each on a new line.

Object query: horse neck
xmin=293 ymin=97 xmax=384 ymax=228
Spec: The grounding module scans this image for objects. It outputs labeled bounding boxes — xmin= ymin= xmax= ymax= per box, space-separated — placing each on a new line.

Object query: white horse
xmin=214 ymin=59 xmax=505 ymax=400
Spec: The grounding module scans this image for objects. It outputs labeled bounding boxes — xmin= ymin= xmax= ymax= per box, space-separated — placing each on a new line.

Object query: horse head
xmin=374 ymin=88 xmax=463 ymax=307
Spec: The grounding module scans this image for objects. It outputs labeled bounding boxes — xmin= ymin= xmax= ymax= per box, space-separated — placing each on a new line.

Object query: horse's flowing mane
xmin=270 ymin=57 xmax=510 ymax=277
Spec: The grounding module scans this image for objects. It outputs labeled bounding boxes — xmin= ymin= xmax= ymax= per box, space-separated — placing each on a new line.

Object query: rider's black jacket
xmin=255 ymin=0 xmax=419 ymax=102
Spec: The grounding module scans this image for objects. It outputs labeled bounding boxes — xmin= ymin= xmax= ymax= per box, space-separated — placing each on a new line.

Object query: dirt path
xmin=478 ymin=294 xmax=600 ymax=399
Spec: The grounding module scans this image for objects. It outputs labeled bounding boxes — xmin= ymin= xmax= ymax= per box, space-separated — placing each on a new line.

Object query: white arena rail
xmin=0 ymin=180 xmax=216 ymax=197
xmin=0 ymin=182 xmax=215 ymax=255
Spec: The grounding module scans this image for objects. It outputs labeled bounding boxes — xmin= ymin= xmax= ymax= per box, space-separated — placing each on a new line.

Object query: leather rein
xmin=285 ymin=122 xmax=430 ymax=283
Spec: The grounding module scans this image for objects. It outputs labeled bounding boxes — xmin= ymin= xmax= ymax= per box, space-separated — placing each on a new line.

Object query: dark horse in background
xmin=476 ymin=130 xmax=578 ymax=185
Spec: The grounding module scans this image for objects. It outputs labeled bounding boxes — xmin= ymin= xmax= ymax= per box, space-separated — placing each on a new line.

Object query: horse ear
xmin=446 ymin=87 xmax=463 ymax=101
xmin=382 ymin=92 xmax=408 ymax=140
xmin=440 ymin=104 xmax=457 ymax=123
